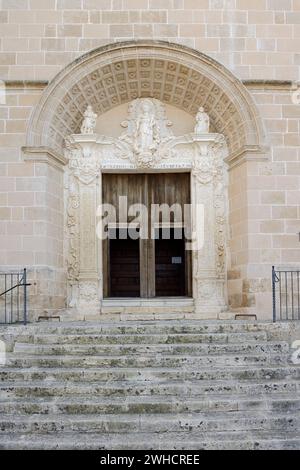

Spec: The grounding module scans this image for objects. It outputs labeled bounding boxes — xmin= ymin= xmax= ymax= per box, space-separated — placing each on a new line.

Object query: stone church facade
xmin=0 ymin=0 xmax=300 ymax=321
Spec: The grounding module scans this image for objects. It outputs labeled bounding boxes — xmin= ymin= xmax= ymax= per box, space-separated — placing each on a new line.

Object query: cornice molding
xmin=225 ymin=145 xmax=270 ymax=169
xmin=4 ymin=79 xmax=297 ymax=92
xmin=4 ymin=80 xmax=48 ymax=90
xmin=22 ymin=146 xmax=68 ymax=170
xmin=243 ymin=80 xmax=298 ymax=91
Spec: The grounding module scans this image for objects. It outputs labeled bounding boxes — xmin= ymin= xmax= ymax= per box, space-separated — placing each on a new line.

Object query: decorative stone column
xmin=65 ymin=137 xmax=102 ymax=316
xmin=191 ymin=136 xmax=228 ymax=316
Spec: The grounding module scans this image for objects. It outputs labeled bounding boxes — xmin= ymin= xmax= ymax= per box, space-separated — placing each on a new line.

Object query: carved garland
xmin=65 ymin=138 xmax=102 ymax=283
xmin=66 ymin=177 xmax=80 ymax=283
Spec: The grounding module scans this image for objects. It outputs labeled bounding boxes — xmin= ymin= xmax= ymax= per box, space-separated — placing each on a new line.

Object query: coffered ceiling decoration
xmin=26 ymin=41 xmax=267 ymax=163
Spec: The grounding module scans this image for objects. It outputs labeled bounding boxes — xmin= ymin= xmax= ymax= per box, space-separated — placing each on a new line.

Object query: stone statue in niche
xmin=194 ymin=107 xmax=210 ymax=134
xmin=120 ymin=98 xmax=174 ymax=168
xmin=80 ymin=105 xmax=97 ymax=134
xmin=135 ymin=99 xmax=158 ymax=154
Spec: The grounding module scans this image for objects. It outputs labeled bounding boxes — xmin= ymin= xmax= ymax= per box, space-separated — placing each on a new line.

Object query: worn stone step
xmin=0 ymin=319 xmax=298 ymax=450
xmin=1 ymin=366 xmax=299 ymax=384
xmin=0 ymin=396 xmax=300 ymax=415
xmin=0 ymin=411 xmax=299 ymax=435
xmin=0 ymin=429 xmax=299 ymax=450
xmin=0 ymin=320 xmax=284 ymax=337
xmin=1 ymin=380 xmax=298 ymax=399
xmin=13 ymin=341 xmax=290 ymax=356
xmin=19 ymin=331 xmax=268 ymax=345
xmin=5 ymin=353 xmax=289 ymax=368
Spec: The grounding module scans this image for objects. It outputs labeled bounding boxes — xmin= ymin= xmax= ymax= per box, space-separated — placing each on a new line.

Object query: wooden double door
xmin=102 ymin=173 xmax=191 ymax=298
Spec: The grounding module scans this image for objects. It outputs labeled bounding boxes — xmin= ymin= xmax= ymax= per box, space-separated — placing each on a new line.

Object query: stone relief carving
xmin=66 ymin=187 xmax=80 ymax=283
xmin=191 ymin=134 xmax=227 ymax=306
xmin=80 ymin=105 xmax=97 ymax=135
xmin=192 ymin=144 xmax=215 ymax=185
xmin=212 ymin=136 xmax=227 ymax=279
xmin=119 ymin=98 xmax=174 ymax=168
xmin=69 ymin=154 xmax=101 ymax=185
xmin=65 ymin=137 xmax=101 ymax=185
xmin=214 ymin=168 xmax=227 ymax=278
xmin=192 ymin=135 xmax=226 ymax=185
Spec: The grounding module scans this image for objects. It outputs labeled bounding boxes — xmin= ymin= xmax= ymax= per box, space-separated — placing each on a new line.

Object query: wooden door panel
xmin=102 ymin=173 xmax=191 ymax=299
xmin=109 ymin=237 xmax=140 ymax=297
xmin=155 ymin=230 xmax=186 ymax=297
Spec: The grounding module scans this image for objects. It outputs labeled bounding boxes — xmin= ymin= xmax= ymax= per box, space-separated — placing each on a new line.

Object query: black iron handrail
xmin=0 ymin=269 xmax=31 ymax=325
xmin=272 ymin=266 xmax=300 ymax=322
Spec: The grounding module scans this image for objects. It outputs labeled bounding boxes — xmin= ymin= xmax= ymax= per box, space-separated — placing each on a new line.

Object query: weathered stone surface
xmin=0 ymin=319 xmax=299 ymax=450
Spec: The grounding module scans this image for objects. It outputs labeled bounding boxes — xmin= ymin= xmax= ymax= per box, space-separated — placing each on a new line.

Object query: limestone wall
xmin=0 ymin=0 xmax=299 ymax=81
xmin=228 ymin=84 xmax=300 ymax=318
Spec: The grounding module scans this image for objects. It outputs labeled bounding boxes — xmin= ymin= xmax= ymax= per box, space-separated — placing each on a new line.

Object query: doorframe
xmin=65 ymin=132 xmax=228 ymax=318
xmin=102 ymin=171 xmax=193 ymax=300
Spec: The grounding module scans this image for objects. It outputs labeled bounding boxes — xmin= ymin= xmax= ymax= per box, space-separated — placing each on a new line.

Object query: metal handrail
xmin=0 ymin=268 xmax=31 ymax=325
xmin=272 ymin=266 xmax=300 ymax=322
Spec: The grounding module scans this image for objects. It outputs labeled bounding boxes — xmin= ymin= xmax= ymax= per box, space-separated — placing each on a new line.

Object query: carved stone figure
xmin=80 ymin=105 xmax=97 ymax=134
xmin=135 ymin=99 xmax=158 ymax=153
xmin=120 ymin=98 xmax=173 ymax=168
xmin=194 ymin=107 xmax=210 ymax=134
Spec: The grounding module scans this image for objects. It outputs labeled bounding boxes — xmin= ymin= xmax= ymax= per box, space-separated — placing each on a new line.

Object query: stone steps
xmin=13 ymin=341 xmax=289 ymax=356
xmin=1 ymin=395 xmax=300 ymax=415
xmin=5 ymin=353 xmax=289 ymax=368
xmin=1 ymin=380 xmax=299 ymax=399
xmin=1 ymin=432 xmax=300 ymax=450
xmin=1 ymin=366 xmax=299 ymax=382
xmin=0 ymin=412 xmax=298 ymax=434
xmin=16 ymin=331 xmax=269 ymax=345
xmin=1 ymin=320 xmax=287 ymax=336
xmin=0 ymin=319 xmax=299 ymax=450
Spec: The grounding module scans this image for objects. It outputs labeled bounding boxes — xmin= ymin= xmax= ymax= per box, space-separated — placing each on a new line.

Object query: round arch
xmin=26 ymin=40 xmax=267 ymax=162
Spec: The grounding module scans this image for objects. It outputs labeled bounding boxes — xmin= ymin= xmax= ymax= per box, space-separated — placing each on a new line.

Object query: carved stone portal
xmin=65 ymin=98 xmax=228 ymax=318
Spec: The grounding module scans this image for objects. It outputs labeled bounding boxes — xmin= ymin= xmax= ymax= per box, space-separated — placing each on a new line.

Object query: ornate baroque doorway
xmin=65 ymin=97 xmax=228 ymax=317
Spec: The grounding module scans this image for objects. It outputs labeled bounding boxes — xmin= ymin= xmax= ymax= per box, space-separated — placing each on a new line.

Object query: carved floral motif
xmin=66 ymin=178 xmax=80 ymax=282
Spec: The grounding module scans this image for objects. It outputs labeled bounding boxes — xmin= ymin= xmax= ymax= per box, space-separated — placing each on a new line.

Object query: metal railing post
xmin=272 ymin=266 xmax=276 ymax=323
xmin=23 ymin=268 xmax=27 ymax=326
xmin=0 ymin=269 xmax=30 ymax=325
